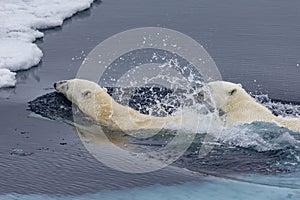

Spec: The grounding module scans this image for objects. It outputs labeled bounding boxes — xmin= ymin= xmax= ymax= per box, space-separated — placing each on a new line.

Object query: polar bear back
xmin=224 ymin=100 xmax=276 ymax=126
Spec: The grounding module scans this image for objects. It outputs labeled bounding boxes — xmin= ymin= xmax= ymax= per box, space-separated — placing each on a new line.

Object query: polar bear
xmin=54 ymin=79 xmax=178 ymax=131
xmin=203 ymin=81 xmax=300 ymax=132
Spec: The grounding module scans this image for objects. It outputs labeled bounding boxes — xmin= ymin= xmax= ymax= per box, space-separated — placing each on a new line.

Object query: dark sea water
xmin=0 ymin=0 xmax=300 ymax=197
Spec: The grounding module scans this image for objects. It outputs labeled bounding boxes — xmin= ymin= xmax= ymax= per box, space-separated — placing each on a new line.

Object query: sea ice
xmin=0 ymin=0 xmax=94 ymax=88
xmin=0 ymin=69 xmax=16 ymax=88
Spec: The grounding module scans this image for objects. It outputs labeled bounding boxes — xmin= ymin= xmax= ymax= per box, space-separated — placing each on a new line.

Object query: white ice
xmin=0 ymin=0 xmax=94 ymax=88
xmin=0 ymin=68 xmax=16 ymax=88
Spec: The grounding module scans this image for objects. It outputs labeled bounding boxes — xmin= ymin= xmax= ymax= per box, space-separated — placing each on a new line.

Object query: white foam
xmin=0 ymin=0 xmax=94 ymax=88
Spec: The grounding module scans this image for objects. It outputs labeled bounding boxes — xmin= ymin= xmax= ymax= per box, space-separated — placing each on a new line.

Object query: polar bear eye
xmin=82 ymin=90 xmax=92 ymax=98
xmin=229 ymin=88 xmax=237 ymax=96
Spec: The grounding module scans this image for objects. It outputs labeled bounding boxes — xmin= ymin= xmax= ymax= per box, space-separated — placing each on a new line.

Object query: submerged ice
xmin=1 ymin=176 xmax=299 ymax=200
xmin=0 ymin=0 xmax=94 ymax=88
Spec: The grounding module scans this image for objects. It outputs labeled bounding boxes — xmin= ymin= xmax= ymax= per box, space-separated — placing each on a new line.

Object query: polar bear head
xmin=54 ymin=79 xmax=108 ymax=105
xmin=201 ymin=81 xmax=252 ymax=112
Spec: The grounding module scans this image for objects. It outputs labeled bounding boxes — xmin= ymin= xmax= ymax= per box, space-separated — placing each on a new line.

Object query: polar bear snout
xmin=54 ymin=80 xmax=68 ymax=92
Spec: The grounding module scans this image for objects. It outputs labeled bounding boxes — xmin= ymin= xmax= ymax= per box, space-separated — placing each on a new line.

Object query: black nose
xmin=54 ymin=80 xmax=67 ymax=89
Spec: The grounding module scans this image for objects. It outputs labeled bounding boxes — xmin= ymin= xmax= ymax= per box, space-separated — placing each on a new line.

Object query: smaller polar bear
xmin=203 ymin=81 xmax=300 ymax=132
xmin=54 ymin=79 xmax=178 ymax=131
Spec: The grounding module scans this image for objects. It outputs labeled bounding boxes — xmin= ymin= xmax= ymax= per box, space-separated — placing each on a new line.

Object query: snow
xmin=0 ymin=0 xmax=94 ymax=88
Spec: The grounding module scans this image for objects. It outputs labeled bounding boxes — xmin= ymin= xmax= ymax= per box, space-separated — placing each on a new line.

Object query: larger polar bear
xmin=204 ymin=81 xmax=300 ymax=132
xmin=54 ymin=79 xmax=300 ymax=132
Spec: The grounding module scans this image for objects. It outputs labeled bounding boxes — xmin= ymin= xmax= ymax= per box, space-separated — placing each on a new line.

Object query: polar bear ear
xmin=229 ymin=88 xmax=237 ymax=96
xmin=238 ymin=83 xmax=242 ymax=88
xmin=82 ymin=90 xmax=92 ymax=98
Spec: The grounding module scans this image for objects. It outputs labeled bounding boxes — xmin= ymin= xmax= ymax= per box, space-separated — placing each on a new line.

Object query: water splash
xmin=253 ymin=94 xmax=300 ymax=117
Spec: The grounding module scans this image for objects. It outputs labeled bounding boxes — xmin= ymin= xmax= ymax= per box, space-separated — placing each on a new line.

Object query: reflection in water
xmin=16 ymin=65 xmax=41 ymax=84
xmin=0 ymin=65 xmax=41 ymax=99
xmin=0 ymin=87 xmax=16 ymax=99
